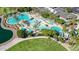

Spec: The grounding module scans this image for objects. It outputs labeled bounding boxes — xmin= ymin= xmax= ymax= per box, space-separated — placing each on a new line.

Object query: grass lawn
xmin=69 ymin=39 xmax=79 ymax=51
xmin=7 ymin=38 xmax=67 ymax=51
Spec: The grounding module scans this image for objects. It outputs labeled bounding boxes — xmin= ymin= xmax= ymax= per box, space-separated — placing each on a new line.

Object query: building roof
xmin=55 ymin=11 xmax=68 ymax=19
xmin=54 ymin=8 xmax=65 ymax=12
xmin=54 ymin=8 xmax=77 ymax=19
xmin=67 ymin=13 xmax=77 ymax=19
xmin=72 ymin=7 xmax=79 ymax=13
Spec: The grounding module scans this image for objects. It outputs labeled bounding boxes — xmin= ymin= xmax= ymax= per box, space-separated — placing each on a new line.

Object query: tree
xmin=24 ymin=7 xmax=32 ymax=12
xmin=17 ymin=7 xmax=32 ymax=12
xmin=41 ymin=12 xmax=50 ymax=18
xmin=68 ymin=30 xmax=78 ymax=45
xmin=40 ymin=29 xmax=58 ymax=37
xmin=17 ymin=30 xmax=28 ymax=38
xmin=40 ymin=29 xmax=64 ymax=41
xmin=65 ymin=7 xmax=72 ymax=13
xmin=17 ymin=8 xmax=25 ymax=12
xmin=41 ymin=11 xmax=56 ymax=19
xmin=55 ymin=18 xmax=65 ymax=24
xmin=0 ymin=8 xmax=17 ymax=16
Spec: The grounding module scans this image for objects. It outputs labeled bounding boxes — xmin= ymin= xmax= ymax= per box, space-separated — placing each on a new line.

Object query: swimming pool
xmin=7 ymin=12 xmax=64 ymax=36
xmin=38 ymin=21 xmax=64 ymax=36
xmin=39 ymin=24 xmax=49 ymax=30
xmin=51 ymin=26 xmax=64 ymax=37
xmin=17 ymin=12 xmax=30 ymax=21
xmin=7 ymin=12 xmax=30 ymax=25
xmin=29 ymin=19 xmax=36 ymax=25
xmin=21 ymin=27 xmax=26 ymax=31
xmin=7 ymin=17 xmax=17 ymax=25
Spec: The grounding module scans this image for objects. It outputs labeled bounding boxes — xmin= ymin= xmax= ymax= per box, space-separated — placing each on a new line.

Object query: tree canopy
xmin=17 ymin=7 xmax=33 ymax=12
xmin=55 ymin=18 xmax=65 ymax=24
xmin=17 ymin=30 xmax=28 ymax=38
xmin=41 ymin=11 xmax=56 ymax=19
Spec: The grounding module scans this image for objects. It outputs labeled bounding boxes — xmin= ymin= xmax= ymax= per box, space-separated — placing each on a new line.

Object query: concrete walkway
xmin=0 ymin=36 xmax=71 ymax=51
xmin=0 ymin=36 xmax=48 ymax=51
xmin=51 ymin=38 xmax=71 ymax=51
xmin=0 ymin=16 xmax=71 ymax=51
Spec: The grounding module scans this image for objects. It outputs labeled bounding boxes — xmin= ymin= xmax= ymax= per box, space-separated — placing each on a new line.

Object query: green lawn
xmin=7 ymin=38 xmax=67 ymax=51
xmin=69 ymin=39 xmax=79 ymax=51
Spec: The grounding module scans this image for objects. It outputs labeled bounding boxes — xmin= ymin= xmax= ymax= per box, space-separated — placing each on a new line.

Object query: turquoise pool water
xmin=29 ymin=19 xmax=36 ymax=25
xmin=8 ymin=17 xmax=17 ymax=25
xmin=51 ymin=26 xmax=64 ymax=36
xmin=7 ymin=12 xmax=64 ymax=36
xmin=51 ymin=26 xmax=62 ymax=32
xmin=7 ymin=12 xmax=30 ymax=25
xmin=39 ymin=24 xmax=49 ymax=30
xmin=28 ymin=29 xmax=33 ymax=33
xmin=17 ymin=12 xmax=30 ymax=21
xmin=21 ymin=28 xmax=26 ymax=31
xmin=38 ymin=23 xmax=64 ymax=36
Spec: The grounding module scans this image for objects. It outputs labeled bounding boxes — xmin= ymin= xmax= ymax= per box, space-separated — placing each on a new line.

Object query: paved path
xmin=0 ymin=36 xmax=48 ymax=51
xmin=0 ymin=36 xmax=71 ymax=51
xmin=0 ymin=16 xmax=71 ymax=51
xmin=72 ymin=13 xmax=79 ymax=19
xmin=51 ymin=38 xmax=71 ymax=51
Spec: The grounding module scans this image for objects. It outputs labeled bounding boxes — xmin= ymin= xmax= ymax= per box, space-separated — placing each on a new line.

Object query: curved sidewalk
xmin=0 ymin=16 xmax=70 ymax=51
xmin=0 ymin=36 xmax=70 ymax=51
xmin=0 ymin=36 xmax=48 ymax=51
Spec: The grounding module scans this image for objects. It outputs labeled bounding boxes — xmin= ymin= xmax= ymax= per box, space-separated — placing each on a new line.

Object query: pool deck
xmin=0 ymin=13 xmax=67 ymax=51
xmin=0 ymin=16 xmax=69 ymax=51
xmin=6 ymin=12 xmax=64 ymax=34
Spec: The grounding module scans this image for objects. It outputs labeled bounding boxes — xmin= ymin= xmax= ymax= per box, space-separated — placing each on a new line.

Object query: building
xmin=67 ymin=13 xmax=77 ymax=19
xmin=54 ymin=8 xmax=77 ymax=20
xmin=72 ymin=7 xmax=79 ymax=13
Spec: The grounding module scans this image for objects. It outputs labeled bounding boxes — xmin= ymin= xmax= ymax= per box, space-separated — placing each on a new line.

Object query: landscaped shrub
xmin=17 ymin=30 xmax=28 ymax=38
xmin=41 ymin=11 xmax=56 ymax=19
xmin=58 ymin=36 xmax=65 ymax=43
xmin=40 ymin=29 xmax=59 ymax=37
xmin=64 ymin=7 xmax=73 ymax=13
xmin=55 ymin=18 xmax=65 ymax=24
xmin=17 ymin=7 xmax=32 ymax=12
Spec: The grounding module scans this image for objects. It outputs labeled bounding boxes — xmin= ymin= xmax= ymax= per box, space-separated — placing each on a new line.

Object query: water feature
xmin=7 ymin=17 xmax=17 ymax=25
xmin=51 ymin=26 xmax=64 ymax=37
xmin=7 ymin=12 xmax=30 ymax=25
xmin=0 ymin=18 xmax=13 ymax=43
xmin=7 ymin=12 xmax=64 ymax=36
xmin=17 ymin=12 xmax=30 ymax=21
